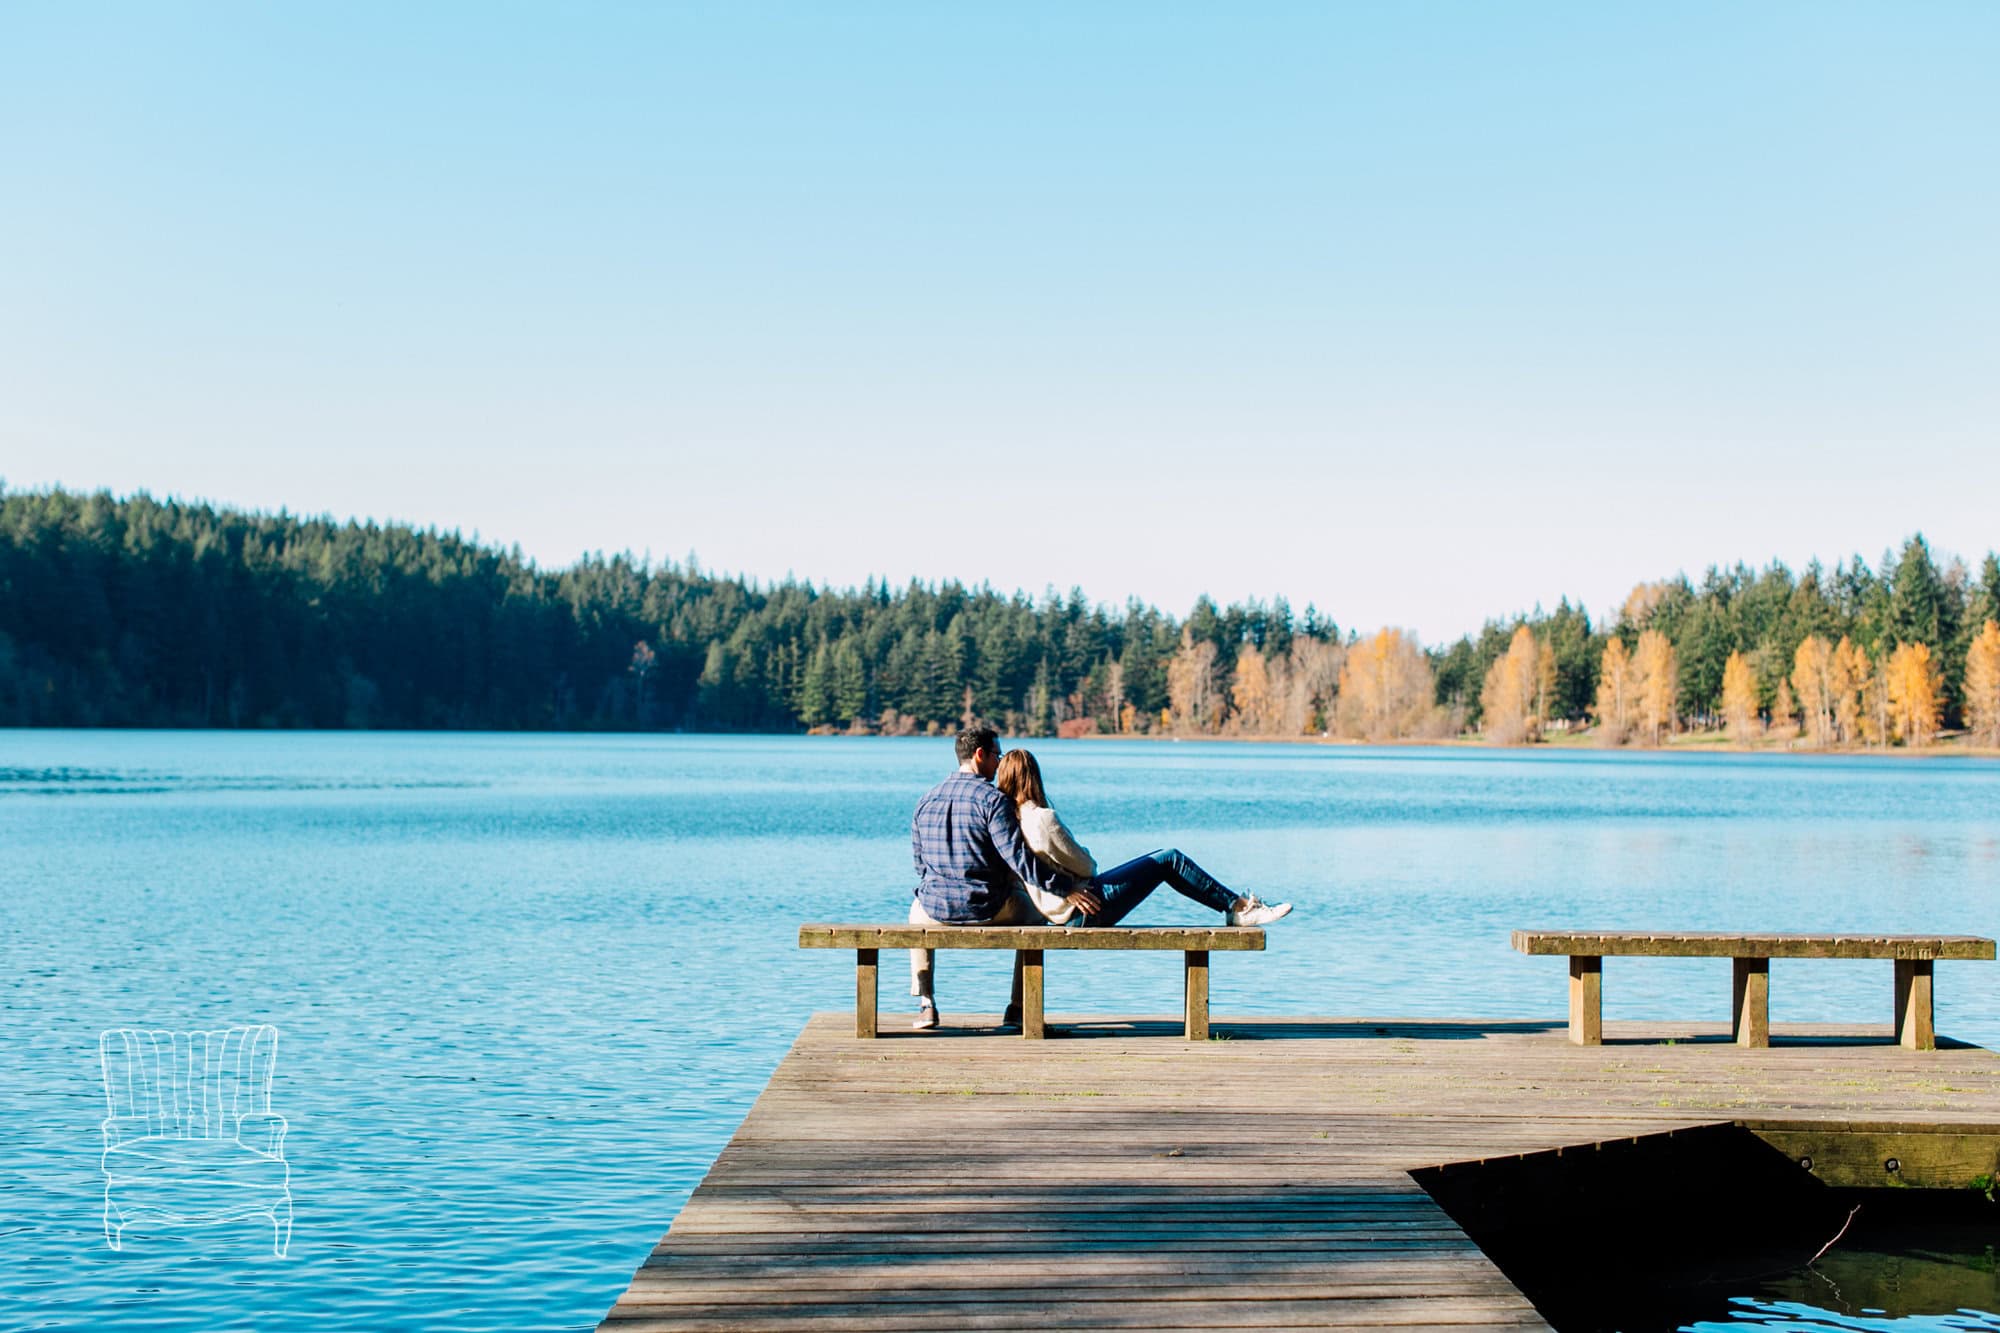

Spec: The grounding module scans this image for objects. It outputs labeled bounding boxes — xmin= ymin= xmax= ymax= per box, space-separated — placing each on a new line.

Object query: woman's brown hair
xmin=994 ymin=748 xmax=1049 ymax=809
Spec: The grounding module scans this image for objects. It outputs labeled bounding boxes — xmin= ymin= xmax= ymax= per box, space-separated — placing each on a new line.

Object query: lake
xmin=3 ymin=731 xmax=1999 ymax=1330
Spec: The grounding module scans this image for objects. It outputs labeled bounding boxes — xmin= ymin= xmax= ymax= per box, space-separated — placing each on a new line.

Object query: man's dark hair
xmin=955 ymin=725 xmax=999 ymax=765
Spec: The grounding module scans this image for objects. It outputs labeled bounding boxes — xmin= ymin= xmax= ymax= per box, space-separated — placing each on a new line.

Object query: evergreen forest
xmin=4 ymin=487 xmax=1999 ymax=748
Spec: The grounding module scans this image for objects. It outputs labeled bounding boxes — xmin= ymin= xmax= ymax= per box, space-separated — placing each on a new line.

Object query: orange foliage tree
xmin=1592 ymin=637 xmax=1636 ymax=746
xmin=1721 ymin=650 xmax=1759 ymax=743
xmin=1335 ymin=629 xmax=1439 ymax=741
xmin=1632 ymin=630 xmax=1679 ymax=747
xmin=1884 ymin=641 xmax=1942 ymax=747
xmin=1479 ymin=625 xmax=1541 ymax=745
xmin=1966 ymin=621 xmax=2000 ymax=749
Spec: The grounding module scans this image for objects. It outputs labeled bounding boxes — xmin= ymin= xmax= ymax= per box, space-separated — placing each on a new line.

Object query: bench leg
xmin=1184 ymin=950 xmax=1210 ymax=1041
xmin=855 ymin=948 xmax=878 ymax=1039
xmin=1019 ymin=950 xmax=1045 ymax=1039
xmin=1568 ymin=955 xmax=1602 ymax=1045
xmin=1732 ymin=956 xmax=1769 ymax=1047
xmin=1895 ymin=958 xmax=1934 ymax=1050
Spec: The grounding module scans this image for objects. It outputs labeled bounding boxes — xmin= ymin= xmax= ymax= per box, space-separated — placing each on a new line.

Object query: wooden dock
xmin=601 ymin=1012 xmax=2000 ymax=1330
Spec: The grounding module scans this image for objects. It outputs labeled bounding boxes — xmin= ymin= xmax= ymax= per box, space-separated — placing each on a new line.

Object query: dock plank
xmin=600 ymin=1013 xmax=2000 ymax=1331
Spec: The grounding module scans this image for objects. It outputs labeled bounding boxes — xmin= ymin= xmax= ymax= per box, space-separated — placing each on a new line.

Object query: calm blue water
xmin=3 ymin=732 xmax=1999 ymax=1331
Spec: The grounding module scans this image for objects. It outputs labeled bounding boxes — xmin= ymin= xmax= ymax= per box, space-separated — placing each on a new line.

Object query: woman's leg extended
xmin=1088 ymin=848 xmax=1236 ymax=925
xmin=1149 ymin=848 xmax=1238 ymax=913
xmin=1086 ymin=853 xmax=1168 ymax=926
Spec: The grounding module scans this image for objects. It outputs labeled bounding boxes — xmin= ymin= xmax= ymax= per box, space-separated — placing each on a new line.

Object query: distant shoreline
xmin=7 ymin=722 xmax=1997 ymax=759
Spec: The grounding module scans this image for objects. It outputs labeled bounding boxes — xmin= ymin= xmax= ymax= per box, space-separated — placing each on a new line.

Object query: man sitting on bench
xmin=909 ymin=726 xmax=1293 ymax=1032
xmin=908 ymin=725 xmax=1100 ymax=1030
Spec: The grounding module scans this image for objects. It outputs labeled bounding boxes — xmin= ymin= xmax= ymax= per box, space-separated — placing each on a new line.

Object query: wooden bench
xmin=1512 ymin=930 xmax=1995 ymax=1050
xmin=799 ymin=924 xmax=1264 ymax=1040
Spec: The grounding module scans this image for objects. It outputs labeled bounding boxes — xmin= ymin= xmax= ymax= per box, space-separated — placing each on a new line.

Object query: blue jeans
xmin=1083 ymin=848 xmax=1237 ymax=926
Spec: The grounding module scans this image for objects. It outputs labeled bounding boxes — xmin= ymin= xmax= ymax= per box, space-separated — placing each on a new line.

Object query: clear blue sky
xmin=4 ymin=4 xmax=1996 ymax=642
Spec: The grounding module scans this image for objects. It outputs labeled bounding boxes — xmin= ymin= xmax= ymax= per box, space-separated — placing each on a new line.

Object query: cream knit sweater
xmin=1016 ymin=800 xmax=1097 ymax=924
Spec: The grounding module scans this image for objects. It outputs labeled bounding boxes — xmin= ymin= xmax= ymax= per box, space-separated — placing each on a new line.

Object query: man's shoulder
xmin=918 ymin=770 xmax=1003 ymax=809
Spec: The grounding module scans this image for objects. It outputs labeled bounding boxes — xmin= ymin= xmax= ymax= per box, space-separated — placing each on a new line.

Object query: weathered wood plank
xmin=803 ymin=924 xmax=1266 ymax=951
xmin=1512 ymin=930 xmax=1994 ymax=959
xmin=601 ymin=1008 xmax=2000 ymax=1333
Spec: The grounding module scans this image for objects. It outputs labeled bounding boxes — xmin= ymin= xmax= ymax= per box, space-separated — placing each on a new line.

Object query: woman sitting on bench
xmin=995 ymin=749 xmax=1292 ymax=929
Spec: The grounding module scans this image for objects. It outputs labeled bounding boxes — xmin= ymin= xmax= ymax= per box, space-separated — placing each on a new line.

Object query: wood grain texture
xmin=599 ymin=1012 xmax=2000 ymax=1332
xmin=804 ymin=925 xmax=1266 ymax=951
xmin=1731 ymin=957 xmax=1769 ymax=1048
xmin=1512 ymin=931 xmax=1994 ymax=960
xmin=1519 ymin=932 xmax=1988 ymax=1050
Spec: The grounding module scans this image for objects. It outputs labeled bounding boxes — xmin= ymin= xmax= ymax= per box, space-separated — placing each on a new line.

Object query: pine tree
xmin=799 ymin=644 xmax=833 ymax=727
xmin=831 ymin=638 xmax=867 ymax=725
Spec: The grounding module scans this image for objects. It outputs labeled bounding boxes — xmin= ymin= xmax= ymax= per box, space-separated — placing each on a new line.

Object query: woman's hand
xmin=1064 ymin=887 xmax=1105 ymax=917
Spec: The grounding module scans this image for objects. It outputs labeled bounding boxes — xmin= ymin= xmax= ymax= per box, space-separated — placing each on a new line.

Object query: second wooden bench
xmin=1512 ymin=930 xmax=1995 ymax=1050
xmin=799 ymin=924 xmax=1264 ymax=1040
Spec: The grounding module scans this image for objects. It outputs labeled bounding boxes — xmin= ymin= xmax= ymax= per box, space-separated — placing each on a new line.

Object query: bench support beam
xmin=1184 ymin=950 xmax=1209 ymax=1041
xmin=1896 ymin=958 xmax=1935 ymax=1050
xmin=1568 ymin=955 xmax=1601 ymax=1045
xmin=855 ymin=948 xmax=878 ymax=1039
xmin=1732 ymin=957 xmax=1770 ymax=1047
xmin=1019 ymin=950 xmax=1045 ymax=1039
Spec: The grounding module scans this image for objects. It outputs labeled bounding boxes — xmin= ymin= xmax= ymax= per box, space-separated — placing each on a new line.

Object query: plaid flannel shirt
xmin=911 ymin=770 xmax=1068 ymax=922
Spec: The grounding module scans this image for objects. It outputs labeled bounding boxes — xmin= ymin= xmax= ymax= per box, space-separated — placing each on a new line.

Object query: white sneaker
xmin=913 ymin=1000 xmax=939 ymax=1030
xmin=1226 ymin=896 xmax=1292 ymax=927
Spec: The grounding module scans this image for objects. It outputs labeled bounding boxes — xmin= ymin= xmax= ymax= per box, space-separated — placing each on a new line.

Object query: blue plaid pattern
xmin=911 ymin=771 xmax=1066 ymax=923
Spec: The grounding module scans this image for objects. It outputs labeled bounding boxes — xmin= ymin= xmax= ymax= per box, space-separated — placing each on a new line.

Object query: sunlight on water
xmin=3 ymin=731 xmax=1999 ymax=1330
xmin=1688 ymin=1298 xmax=2000 ymax=1331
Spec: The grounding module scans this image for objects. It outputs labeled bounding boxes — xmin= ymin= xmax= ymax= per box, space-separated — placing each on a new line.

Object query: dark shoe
xmin=999 ymin=1004 xmax=1022 ymax=1030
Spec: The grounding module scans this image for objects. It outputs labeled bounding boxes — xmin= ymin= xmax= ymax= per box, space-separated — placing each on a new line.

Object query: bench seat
xmin=800 ymin=924 xmax=1264 ymax=1040
xmin=1512 ymin=930 xmax=1996 ymax=1049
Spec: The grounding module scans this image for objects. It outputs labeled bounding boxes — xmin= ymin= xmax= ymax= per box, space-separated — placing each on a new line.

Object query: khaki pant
xmin=909 ymin=888 xmax=1043 ymax=1005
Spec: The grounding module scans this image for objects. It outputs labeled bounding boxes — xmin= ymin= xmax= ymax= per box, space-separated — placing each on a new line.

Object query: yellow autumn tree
xmin=1771 ymin=678 xmax=1797 ymax=739
xmin=1165 ymin=630 xmax=1222 ymax=735
xmin=1229 ymin=644 xmax=1275 ymax=735
xmin=1592 ymin=637 xmax=1637 ymax=746
xmin=1790 ymin=635 xmax=1834 ymax=747
xmin=1632 ymin=629 xmax=1679 ymax=747
xmin=1335 ymin=628 xmax=1440 ymax=741
xmin=1829 ymin=636 xmax=1865 ymax=746
xmin=1535 ymin=637 xmax=1557 ymax=730
xmin=1885 ymin=641 xmax=1941 ymax=747
xmin=1282 ymin=639 xmax=1345 ymax=736
xmin=1857 ymin=647 xmax=1891 ymax=747
xmin=1721 ymin=650 xmax=1759 ymax=743
xmin=1965 ymin=621 xmax=2000 ymax=749
xmin=1480 ymin=625 xmax=1540 ymax=745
